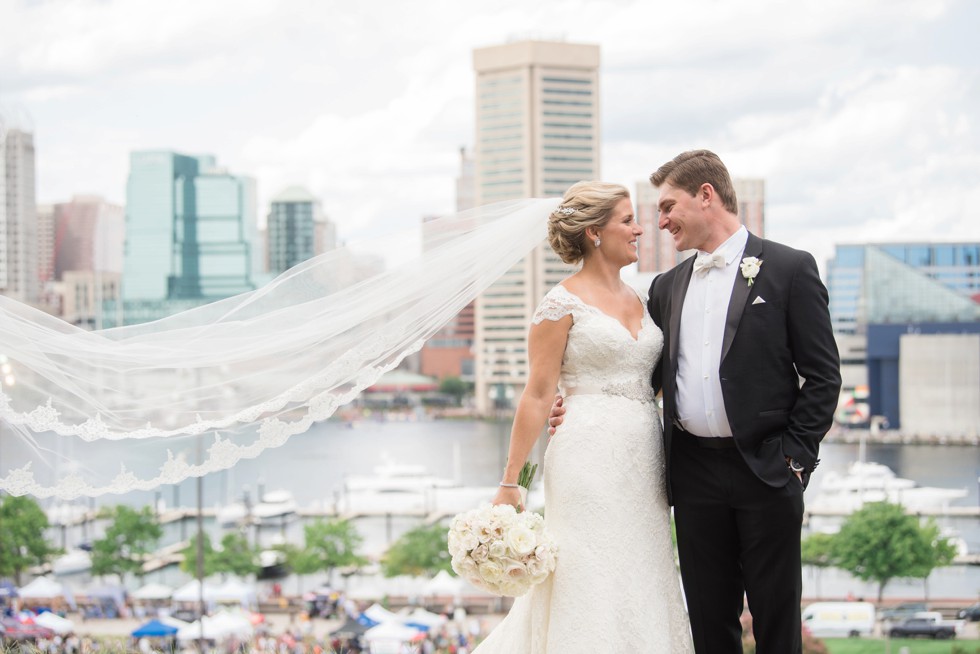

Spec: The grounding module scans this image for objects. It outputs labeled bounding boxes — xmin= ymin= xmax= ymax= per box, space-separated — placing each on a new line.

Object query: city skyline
xmin=1 ymin=0 xmax=978 ymax=272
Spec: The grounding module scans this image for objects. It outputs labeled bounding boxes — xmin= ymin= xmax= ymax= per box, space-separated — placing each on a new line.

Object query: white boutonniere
xmin=740 ymin=256 xmax=763 ymax=286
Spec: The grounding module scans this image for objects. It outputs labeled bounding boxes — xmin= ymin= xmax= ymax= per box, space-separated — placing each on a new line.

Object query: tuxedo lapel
xmin=668 ymin=256 xmax=695 ymax=371
xmin=721 ymin=234 xmax=764 ymax=363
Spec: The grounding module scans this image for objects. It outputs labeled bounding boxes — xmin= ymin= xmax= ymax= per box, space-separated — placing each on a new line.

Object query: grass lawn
xmin=825 ymin=639 xmax=980 ymax=654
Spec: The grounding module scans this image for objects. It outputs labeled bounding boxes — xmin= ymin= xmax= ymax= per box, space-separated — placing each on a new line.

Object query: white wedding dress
xmin=473 ymin=285 xmax=694 ymax=653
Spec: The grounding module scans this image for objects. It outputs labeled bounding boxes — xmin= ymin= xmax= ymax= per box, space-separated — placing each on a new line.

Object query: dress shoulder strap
xmin=531 ymin=285 xmax=580 ymax=325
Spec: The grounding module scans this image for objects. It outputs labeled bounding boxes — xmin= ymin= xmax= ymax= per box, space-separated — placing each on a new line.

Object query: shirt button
xmin=703 ymin=375 xmax=709 ymax=380
xmin=704 ymin=341 xmax=709 ymax=346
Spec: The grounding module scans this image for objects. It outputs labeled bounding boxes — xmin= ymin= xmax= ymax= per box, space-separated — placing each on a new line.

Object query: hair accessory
xmin=594 ymin=237 xmax=601 ymax=247
xmin=556 ymin=205 xmax=575 ymax=216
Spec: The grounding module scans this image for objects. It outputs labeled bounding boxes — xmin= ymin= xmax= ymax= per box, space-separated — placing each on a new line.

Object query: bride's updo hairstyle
xmin=548 ymin=181 xmax=630 ymax=264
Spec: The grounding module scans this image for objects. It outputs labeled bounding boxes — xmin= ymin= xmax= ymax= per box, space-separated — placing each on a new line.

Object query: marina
xmin=21 ymin=418 xmax=980 ymax=601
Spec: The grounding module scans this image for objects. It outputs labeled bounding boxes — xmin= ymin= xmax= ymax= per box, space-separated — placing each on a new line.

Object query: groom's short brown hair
xmin=650 ymin=150 xmax=739 ymax=215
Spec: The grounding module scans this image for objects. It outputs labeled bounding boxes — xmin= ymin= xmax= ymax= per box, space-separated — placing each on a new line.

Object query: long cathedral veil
xmin=0 ymin=198 xmax=556 ymax=499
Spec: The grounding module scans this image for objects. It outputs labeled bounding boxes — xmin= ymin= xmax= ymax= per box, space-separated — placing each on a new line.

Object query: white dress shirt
xmin=675 ymin=226 xmax=749 ymax=438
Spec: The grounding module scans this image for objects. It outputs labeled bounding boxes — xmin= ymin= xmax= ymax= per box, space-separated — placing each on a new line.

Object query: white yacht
xmin=216 ymin=489 xmax=297 ymax=526
xmin=811 ymin=461 xmax=968 ymax=512
xmin=252 ymin=489 xmax=297 ymax=521
xmin=343 ymin=461 xmax=459 ymax=493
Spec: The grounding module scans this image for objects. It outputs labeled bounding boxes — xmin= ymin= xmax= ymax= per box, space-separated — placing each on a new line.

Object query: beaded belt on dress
xmin=563 ymin=380 xmax=656 ymax=404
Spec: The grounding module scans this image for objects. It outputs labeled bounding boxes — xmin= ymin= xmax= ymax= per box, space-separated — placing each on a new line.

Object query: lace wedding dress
xmin=474 ymin=285 xmax=694 ymax=653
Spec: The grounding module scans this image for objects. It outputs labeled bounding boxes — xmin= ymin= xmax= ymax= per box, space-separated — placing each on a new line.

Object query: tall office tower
xmin=636 ymin=176 xmax=766 ymax=274
xmin=119 ymin=151 xmax=257 ymax=326
xmin=455 ymin=146 xmax=476 ymax=212
xmin=420 ymin=147 xmax=479 ymax=382
xmin=0 ymin=129 xmax=39 ymax=305
xmin=36 ymin=203 xmax=55 ymax=286
xmin=472 ymin=40 xmax=600 ymax=413
xmin=53 ymin=195 xmax=125 ymax=279
xmin=734 ymin=178 xmax=765 ymax=237
xmin=266 ymin=186 xmax=335 ymax=274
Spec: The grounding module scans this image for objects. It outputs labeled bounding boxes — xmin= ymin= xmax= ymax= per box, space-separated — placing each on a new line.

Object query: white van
xmin=802 ymin=601 xmax=876 ymax=638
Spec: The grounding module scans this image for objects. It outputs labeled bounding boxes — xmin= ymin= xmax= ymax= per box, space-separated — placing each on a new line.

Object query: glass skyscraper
xmin=117 ymin=151 xmax=257 ymax=325
xmin=266 ymin=186 xmax=336 ymax=274
xmin=827 ymin=242 xmax=980 ymax=334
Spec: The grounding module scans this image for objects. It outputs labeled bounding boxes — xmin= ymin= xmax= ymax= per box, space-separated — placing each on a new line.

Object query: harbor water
xmin=32 ymin=418 xmax=980 ymax=601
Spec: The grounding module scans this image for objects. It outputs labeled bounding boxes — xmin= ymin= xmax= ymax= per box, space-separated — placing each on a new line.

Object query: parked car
xmin=879 ymin=602 xmax=927 ymax=621
xmin=957 ymin=603 xmax=980 ymax=621
xmin=888 ymin=612 xmax=960 ymax=639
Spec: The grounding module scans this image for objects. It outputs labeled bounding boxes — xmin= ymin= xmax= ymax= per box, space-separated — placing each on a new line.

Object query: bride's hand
xmin=547 ymin=394 xmax=565 ymax=436
xmin=492 ymin=486 xmax=524 ymax=511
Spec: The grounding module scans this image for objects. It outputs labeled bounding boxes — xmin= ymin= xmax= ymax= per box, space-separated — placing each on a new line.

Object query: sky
xmin=1 ymin=0 xmax=978 ymax=271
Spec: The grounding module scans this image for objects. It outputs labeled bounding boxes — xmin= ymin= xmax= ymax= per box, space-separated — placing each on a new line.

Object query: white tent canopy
xmin=176 ymin=617 xmax=223 ymax=642
xmin=364 ymin=620 xmax=421 ymax=642
xmin=34 ymin=612 xmax=74 ymax=635
xmin=132 ymin=583 xmax=174 ymax=601
xmin=362 ymin=603 xmax=401 ymax=625
xmin=176 ymin=611 xmax=254 ymax=642
xmin=209 ymin=611 xmax=253 ymax=639
xmin=402 ymin=607 xmax=447 ymax=630
xmin=422 ymin=570 xmax=463 ymax=596
xmin=18 ymin=577 xmax=65 ymax=599
xmin=172 ymin=580 xmax=218 ymax=603
xmin=158 ymin=615 xmax=191 ymax=629
xmin=212 ymin=580 xmax=257 ymax=608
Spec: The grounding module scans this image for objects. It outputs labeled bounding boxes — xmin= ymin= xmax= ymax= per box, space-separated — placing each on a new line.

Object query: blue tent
xmin=132 ymin=619 xmax=179 ymax=638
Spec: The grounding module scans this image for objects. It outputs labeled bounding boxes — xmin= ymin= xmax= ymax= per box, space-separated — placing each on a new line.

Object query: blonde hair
xmin=548 ymin=181 xmax=630 ymax=264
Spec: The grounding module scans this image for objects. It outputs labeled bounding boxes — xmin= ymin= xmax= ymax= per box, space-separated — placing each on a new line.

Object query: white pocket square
xmin=752 ymin=296 xmax=766 ymax=305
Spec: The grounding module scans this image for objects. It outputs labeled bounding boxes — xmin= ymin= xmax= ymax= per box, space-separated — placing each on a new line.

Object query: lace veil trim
xmin=0 ymin=198 xmax=557 ymax=499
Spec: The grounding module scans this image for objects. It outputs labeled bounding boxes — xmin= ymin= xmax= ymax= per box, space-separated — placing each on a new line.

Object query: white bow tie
xmin=693 ymin=252 xmax=726 ymax=275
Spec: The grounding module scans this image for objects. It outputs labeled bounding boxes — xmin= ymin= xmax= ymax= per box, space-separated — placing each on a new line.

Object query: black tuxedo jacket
xmin=648 ymin=233 xmax=841 ymax=503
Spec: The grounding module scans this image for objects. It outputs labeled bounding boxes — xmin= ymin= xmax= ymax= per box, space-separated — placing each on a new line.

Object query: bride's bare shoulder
xmin=556 ymin=274 xmax=591 ymax=301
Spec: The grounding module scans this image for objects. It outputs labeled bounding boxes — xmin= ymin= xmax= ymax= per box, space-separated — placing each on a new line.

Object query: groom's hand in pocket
xmin=547 ymin=394 xmax=565 ymax=436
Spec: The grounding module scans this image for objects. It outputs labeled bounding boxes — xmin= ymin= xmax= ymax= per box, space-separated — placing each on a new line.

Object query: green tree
xmin=91 ymin=505 xmax=162 ymax=584
xmin=303 ymin=519 xmax=366 ymax=584
xmin=381 ymin=523 xmax=453 ymax=578
xmin=276 ymin=542 xmax=322 ymax=593
xmin=831 ymin=501 xmax=957 ymax=602
xmin=438 ymin=376 xmax=470 ymax=406
xmin=179 ymin=533 xmax=219 ymax=578
xmin=214 ymin=532 xmax=259 ymax=579
xmin=801 ymin=532 xmax=836 ymax=600
xmin=0 ymin=495 xmax=58 ymax=585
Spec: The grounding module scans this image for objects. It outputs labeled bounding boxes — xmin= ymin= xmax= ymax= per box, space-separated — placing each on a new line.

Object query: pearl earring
xmin=594 ymin=237 xmax=601 ymax=247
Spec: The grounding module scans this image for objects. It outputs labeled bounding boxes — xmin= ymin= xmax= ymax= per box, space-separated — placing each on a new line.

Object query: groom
xmin=649 ymin=150 xmax=840 ymax=652
xmin=553 ymin=150 xmax=841 ymax=652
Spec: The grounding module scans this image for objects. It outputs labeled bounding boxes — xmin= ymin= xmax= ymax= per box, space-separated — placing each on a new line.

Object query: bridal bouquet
xmin=447 ymin=463 xmax=557 ymax=597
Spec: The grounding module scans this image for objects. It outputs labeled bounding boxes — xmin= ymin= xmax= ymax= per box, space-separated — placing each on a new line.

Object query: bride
xmin=0 ymin=179 xmax=692 ymax=649
xmin=476 ymin=182 xmax=693 ymax=652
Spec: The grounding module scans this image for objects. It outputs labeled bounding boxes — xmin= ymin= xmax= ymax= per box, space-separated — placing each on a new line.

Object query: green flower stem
xmin=517 ymin=462 xmax=537 ymax=490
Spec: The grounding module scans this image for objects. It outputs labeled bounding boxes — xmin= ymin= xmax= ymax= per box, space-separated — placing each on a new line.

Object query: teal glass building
xmin=827 ymin=243 xmax=980 ymax=334
xmin=116 ymin=151 xmax=257 ymax=325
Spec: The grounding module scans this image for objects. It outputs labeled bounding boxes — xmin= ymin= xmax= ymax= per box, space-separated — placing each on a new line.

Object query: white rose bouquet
xmin=447 ymin=463 xmax=557 ymax=597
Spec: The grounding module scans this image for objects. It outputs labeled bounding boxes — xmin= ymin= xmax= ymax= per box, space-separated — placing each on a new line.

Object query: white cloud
xmin=0 ymin=0 xmax=975 ymax=273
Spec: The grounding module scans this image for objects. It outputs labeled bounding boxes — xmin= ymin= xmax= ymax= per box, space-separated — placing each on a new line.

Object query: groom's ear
xmin=699 ymin=183 xmax=714 ymax=207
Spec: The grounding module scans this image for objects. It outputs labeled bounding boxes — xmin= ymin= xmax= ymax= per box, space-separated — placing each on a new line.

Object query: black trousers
xmin=671 ymin=430 xmax=804 ymax=654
